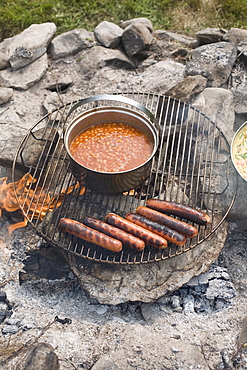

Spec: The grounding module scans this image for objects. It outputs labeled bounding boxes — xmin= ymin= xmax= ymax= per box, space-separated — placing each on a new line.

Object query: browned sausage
xmin=126 ymin=213 xmax=186 ymax=246
xmin=136 ymin=206 xmax=198 ymax=238
xmin=59 ymin=218 xmax=122 ymax=252
xmin=105 ymin=213 xmax=168 ymax=249
xmin=83 ymin=216 xmax=145 ymax=251
xmin=146 ymin=199 xmax=211 ymax=225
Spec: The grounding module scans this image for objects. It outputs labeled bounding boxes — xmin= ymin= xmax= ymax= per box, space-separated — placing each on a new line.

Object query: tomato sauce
xmin=69 ymin=122 xmax=153 ymax=173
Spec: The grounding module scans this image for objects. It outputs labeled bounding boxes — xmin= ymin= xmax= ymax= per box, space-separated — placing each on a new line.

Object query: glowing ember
xmin=0 ymin=173 xmax=85 ymax=234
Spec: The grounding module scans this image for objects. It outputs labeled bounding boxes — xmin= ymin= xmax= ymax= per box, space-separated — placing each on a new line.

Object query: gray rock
xmin=94 ymin=21 xmax=123 ymax=48
xmin=7 ymin=23 xmax=56 ymax=70
xmin=196 ymin=27 xmax=227 ymax=44
xmin=0 ymin=125 xmax=59 ymax=169
xmin=95 ymin=305 xmax=108 ymax=315
xmin=0 ymin=87 xmax=13 ymax=104
xmin=227 ymin=175 xmax=247 ymax=220
xmin=237 ymin=316 xmax=247 ymax=349
xmin=22 ymin=342 xmax=59 ymax=370
xmin=42 ymin=91 xmax=64 ymax=113
xmin=4 ymin=317 xmax=21 ymax=326
xmin=2 ymin=324 xmax=19 ymax=335
xmin=44 ymin=72 xmax=73 ymax=93
xmin=192 ymin=87 xmax=235 ymax=143
xmin=0 ymin=36 xmax=15 ymax=53
xmin=0 ymin=53 xmax=48 ymax=90
xmin=48 ymin=28 xmax=95 ymax=59
xmin=0 ymin=50 xmax=10 ymax=70
xmin=122 ymin=23 xmax=153 ymax=56
xmin=155 ymin=29 xmax=198 ymax=48
xmin=171 ymin=296 xmax=182 ymax=312
xmin=78 ymin=45 xmax=135 ymax=73
xmin=170 ymin=47 xmax=189 ymax=59
xmin=0 ymin=310 xmax=6 ymax=324
xmin=185 ymin=42 xmax=238 ymax=87
xmin=121 ymin=17 xmax=153 ymax=32
xmin=165 ymin=75 xmax=207 ymax=103
xmin=223 ymin=27 xmax=247 ymax=61
xmin=140 ymin=303 xmax=156 ymax=321
xmin=233 ymin=86 xmax=247 ymax=114
xmin=0 ymin=106 xmax=27 ymax=157
xmin=206 ymin=279 xmax=236 ymax=300
xmin=91 ymin=355 xmax=120 ymax=370
xmin=183 ymin=295 xmax=195 ymax=313
xmin=138 ymin=59 xmax=186 ymax=93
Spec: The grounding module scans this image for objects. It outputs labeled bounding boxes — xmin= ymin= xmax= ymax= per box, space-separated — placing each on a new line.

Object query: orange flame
xmin=0 ymin=173 xmax=85 ymax=235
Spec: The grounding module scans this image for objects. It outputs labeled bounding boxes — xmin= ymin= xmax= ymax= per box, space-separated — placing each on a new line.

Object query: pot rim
xmin=64 ymin=104 xmax=159 ymax=175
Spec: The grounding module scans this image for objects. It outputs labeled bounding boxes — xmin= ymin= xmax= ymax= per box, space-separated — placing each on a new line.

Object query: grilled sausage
xmin=126 ymin=213 xmax=186 ymax=246
xmin=136 ymin=206 xmax=198 ymax=238
xmin=105 ymin=213 xmax=168 ymax=249
xmin=59 ymin=218 xmax=122 ymax=252
xmin=146 ymin=199 xmax=211 ymax=225
xmin=83 ymin=216 xmax=145 ymax=251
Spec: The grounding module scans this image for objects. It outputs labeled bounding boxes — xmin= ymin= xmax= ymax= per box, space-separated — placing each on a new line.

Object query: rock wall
xmin=0 ymin=20 xmax=246 ymax=219
xmin=0 ymin=19 xmax=247 ymax=370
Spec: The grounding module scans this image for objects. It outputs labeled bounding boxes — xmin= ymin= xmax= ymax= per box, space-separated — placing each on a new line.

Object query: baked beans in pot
xmin=64 ymin=98 xmax=159 ymax=194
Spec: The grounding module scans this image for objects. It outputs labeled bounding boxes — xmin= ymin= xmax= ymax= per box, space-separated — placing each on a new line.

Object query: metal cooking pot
xmin=231 ymin=120 xmax=247 ymax=183
xmin=64 ymin=94 xmax=159 ymax=193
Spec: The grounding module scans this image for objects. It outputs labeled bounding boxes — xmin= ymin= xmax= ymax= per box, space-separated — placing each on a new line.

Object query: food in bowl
xmin=69 ymin=122 xmax=154 ymax=173
xmin=64 ymin=102 xmax=159 ymax=193
xmin=231 ymin=123 xmax=247 ymax=181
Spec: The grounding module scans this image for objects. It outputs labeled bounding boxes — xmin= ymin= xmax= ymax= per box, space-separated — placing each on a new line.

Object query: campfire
xmin=0 ymin=173 xmax=85 ymax=235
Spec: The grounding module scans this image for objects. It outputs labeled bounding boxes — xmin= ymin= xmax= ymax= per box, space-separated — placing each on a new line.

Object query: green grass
xmin=0 ymin=0 xmax=246 ymax=42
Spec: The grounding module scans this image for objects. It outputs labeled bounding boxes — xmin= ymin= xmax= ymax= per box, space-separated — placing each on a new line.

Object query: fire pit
xmin=12 ymin=93 xmax=237 ymax=264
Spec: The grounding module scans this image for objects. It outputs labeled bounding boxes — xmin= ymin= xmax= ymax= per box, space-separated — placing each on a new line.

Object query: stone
xmin=0 ymin=87 xmax=13 ymax=104
xmin=78 ymin=45 xmax=135 ymax=73
xmin=233 ymin=86 xmax=247 ymax=114
xmin=64 ymin=215 xmax=228 ymax=305
xmin=7 ymin=23 xmax=56 ymax=70
xmin=0 ymin=50 xmax=10 ymax=70
xmin=121 ymin=17 xmax=153 ymax=32
xmin=196 ymin=27 xmax=227 ymax=44
xmin=94 ymin=21 xmax=123 ymax=48
xmin=42 ymin=92 xmax=64 ymax=113
xmin=170 ymin=47 xmax=189 ymax=59
xmin=185 ymin=42 xmax=238 ymax=87
xmin=2 ymin=324 xmax=19 ymax=334
xmin=0 ymin=125 xmax=59 ymax=169
xmin=182 ymin=295 xmax=195 ymax=313
xmin=155 ymin=29 xmax=198 ymax=48
xmin=91 ymin=355 xmax=120 ymax=370
xmin=44 ymin=72 xmax=73 ymax=93
xmin=0 ymin=292 xmax=7 ymax=302
xmin=223 ymin=27 xmax=247 ymax=61
xmin=0 ymin=53 xmax=48 ymax=90
xmin=165 ymin=75 xmax=207 ymax=103
xmin=0 ymin=310 xmax=6 ymax=323
xmin=237 ymin=317 xmax=247 ymax=349
xmin=122 ymin=23 xmax=153 ymax=56
xmin=206 ymin=279 xmax=236 ymax=300
xmin=138 ymin=59 xmax=186 ymax=93
xmin=192 ymin=87 xmax=235 ymax=143
xmin=140 ymin=303 xmax=157 ymax=321
xmin=48 ymin=28 xmax=95 ymax=59
xmin=22 ymin=342 xmax=59 ymax=370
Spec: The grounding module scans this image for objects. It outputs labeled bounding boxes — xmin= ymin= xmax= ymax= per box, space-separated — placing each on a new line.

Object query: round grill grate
xmin=12 ymin=93 xmax=237 ymax=264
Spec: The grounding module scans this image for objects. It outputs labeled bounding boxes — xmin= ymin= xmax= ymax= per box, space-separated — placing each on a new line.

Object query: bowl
xmin=64 ymin=95 xmax=159 ymax=193
xmin=231 ymin=120 xmax=247 ymax=182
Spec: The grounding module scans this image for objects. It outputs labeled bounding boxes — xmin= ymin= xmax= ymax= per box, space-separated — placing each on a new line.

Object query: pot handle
xmin=65 ymin=94 xmax=157 ymax=124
